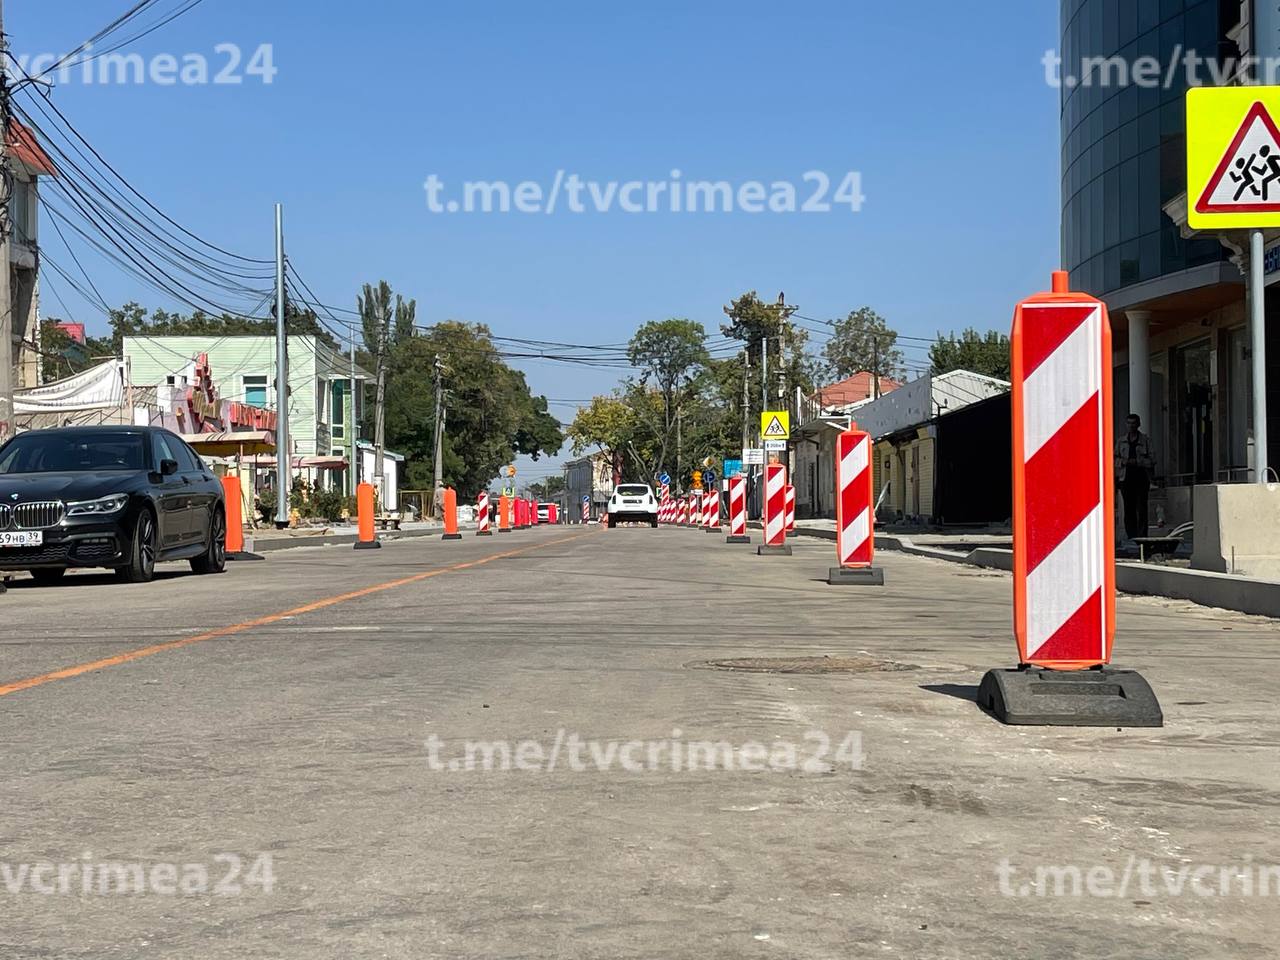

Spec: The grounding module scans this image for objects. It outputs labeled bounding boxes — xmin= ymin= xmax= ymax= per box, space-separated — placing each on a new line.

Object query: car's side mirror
xmin=160 ymin=459 xmax=180 ymax=476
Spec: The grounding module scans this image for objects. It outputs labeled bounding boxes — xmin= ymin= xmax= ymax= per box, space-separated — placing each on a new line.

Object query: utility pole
xmin=431 ymin=353 xmax=444 ymax=517
xmin=676 ymin=407 xmax=683 ymax=491
xmin=372 ymin=300 xmax=387 ymax=507
xmin=741 ymin=351 xmax=750 ymax=451
xmin=273 ymin=203 xmax=290 ymax=528
xmin=0 ymin=0 xmax=14 ymax=445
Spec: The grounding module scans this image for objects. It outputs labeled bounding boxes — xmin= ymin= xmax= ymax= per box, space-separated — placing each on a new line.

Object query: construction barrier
xmin=784 ymin=484 xmax=796 ymax=533
xmin=726 ymin=475 xmax=750 ymax=543
xmin=221 ymin=476 xmax=245 ymax=555
xmin=499 ymin=494 xmax=512 ymax=533
xmin=977 ymin=271 xmax=1161 ymax=726
xmin=548 ymin=504 xmax=559 ymax=524
xmin=354 ymin=482 xmax=380 ymax=550
xmin=531 ymin=499 xmax=540 ymax=526
xmin=704 ymin=487 xmax=720 ymax=532
xmin=757 ymin=464 xmax=790 ymax=556
xmin=477 ymin=491 xmax=493 ymax=536
xmin=677 ymin=498 xmax=688 ymax=526
xmin=581 ymin=497 xmax=590 ymax=524
xmin=442 ymin=487 xmax=462 ymax=540
xmin=828 ymin=425 xmax=882 ymax=585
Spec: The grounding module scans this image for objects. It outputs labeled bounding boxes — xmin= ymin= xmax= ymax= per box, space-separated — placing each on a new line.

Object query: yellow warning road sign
xmin=1188 ymin=86 xmax=1280 ymax=230
xmin=761 ymin=411 xmax=790 ymax=441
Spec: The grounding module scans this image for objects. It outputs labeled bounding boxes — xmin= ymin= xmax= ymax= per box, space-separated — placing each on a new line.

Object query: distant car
xmin=607 ymin=484 xmax=658 ymax=528
xmin=0 ymin=426 xmax=227 ymax=584
xmin=537 ymin=503 xmax=552 ymax=523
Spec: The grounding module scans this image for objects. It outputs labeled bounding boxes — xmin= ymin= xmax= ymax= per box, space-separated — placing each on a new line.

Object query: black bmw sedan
xmin=0 ymin=426 xmax=227 ymax=584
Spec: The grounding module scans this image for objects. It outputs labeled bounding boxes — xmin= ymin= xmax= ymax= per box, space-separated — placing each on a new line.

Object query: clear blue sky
xmin=12 ymin=0 xmax=1062 ymax=483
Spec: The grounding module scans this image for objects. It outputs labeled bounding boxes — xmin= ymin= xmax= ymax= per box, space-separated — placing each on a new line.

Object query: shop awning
xmin=180 ymin=430 xmax=276 ymax=457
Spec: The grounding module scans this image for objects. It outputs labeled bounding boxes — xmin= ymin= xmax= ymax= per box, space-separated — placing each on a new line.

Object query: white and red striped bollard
xmin=476 ymin=491 xmax=492 ymax=536
xmin=828 ymin=426 xmax=882 ymax=584
xmin=977 ymin=272 xmax=1161 ymax=726
xmin=677 ymin=498 xmax=687 ymax=526
xmin=758 ymin=464 xmax=790 ymax=555
xmin=784 ymin=484 xmax=796 ymax=533
xmin=725 ymin=475 xmax=750 ymax=543
xmin=704 ymin=486 xmax=720 ymax=532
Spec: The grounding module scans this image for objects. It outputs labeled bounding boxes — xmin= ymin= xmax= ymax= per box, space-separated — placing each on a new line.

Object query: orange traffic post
xmin=976 ymin=271 xmax=1162 ymax=727
xmin=442 ymin=487 xmax=462 ymax=541
xmin=354 ymin=482 xmax=380 ymax=550
xmin=221 ymin=476 xmax=245 ymax=555
xmin=498 ymin=495 xmax=512 ymax=533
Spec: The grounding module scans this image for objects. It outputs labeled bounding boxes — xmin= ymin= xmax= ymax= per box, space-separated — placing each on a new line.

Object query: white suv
xmin=607 ymin=484 xmax=659 ymax=528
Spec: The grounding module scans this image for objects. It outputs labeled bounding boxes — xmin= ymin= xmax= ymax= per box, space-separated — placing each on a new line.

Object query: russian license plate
xmin=0 ymin=531 xmax=43 ymax=548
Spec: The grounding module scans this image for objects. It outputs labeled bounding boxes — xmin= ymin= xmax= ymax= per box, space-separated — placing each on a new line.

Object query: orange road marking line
xmin=0 ymin=531 xmax=588 ymax=699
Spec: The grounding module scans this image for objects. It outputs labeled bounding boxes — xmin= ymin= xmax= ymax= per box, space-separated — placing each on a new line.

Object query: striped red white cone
xmin=704 ymin=487 xmax=720 ymax=531
xmin=476 ymin=491 xmax=492 ymax=536
xmin=977 ymin=272 xmax=1161 ymax=727
xmin=784 ymin=484 xmax=796 ymax=533
xmin=726 ymin=476 xmax=750 ymax=543
xmin=758 ymin=464 xmax=790 ymax=555
xmin=677 ymin=498 xmax=688 ymax=526
xmin=828 ymin=426 xmax=881 ymax=584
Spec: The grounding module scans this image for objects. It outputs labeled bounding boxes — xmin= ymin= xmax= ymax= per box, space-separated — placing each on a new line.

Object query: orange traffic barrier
xmin=442 ymin=487 xmax=462 ymax=540
xmin=221 ymin=476 xmax=245 ymax=554
xmin=354 ymin=482 xmax=380 ymax=550
xmin=499 ymin=494 xmax=512 ymax=533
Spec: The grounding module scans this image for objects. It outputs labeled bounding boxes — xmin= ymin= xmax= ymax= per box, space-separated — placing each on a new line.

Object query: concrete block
xmin=1192 ymin=482 xmax=1280 ymax=579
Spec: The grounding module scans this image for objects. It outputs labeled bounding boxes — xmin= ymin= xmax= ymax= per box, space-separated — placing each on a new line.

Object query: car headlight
xmin=66 ymin=494 xmax=129 ymax=517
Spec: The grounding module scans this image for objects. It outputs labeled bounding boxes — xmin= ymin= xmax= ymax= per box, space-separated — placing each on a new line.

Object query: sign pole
xmin=1251 ymin=229 xmax=1270 ymax=482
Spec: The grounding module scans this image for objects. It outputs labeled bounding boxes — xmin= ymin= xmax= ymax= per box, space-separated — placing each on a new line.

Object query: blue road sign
xmin=703 ymin=468 xmax=717 ymax=486
xmin=658 ymin=472 xmax=671 ymax=486
xmin=724 ymin=459 xmax=743 ymax=478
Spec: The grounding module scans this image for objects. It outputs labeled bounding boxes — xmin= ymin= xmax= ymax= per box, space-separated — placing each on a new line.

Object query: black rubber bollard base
xmin=726 ymin=535 xmax=752 ymax=544
xmin=704 ymin=526 xmax=721 ymax=533
xmin=442 ymin=533 xmax=463 ymax=541
xmin=977 ymin=666 xmax=1164 ymax=727
xmin=756 ymin=544 xmax=793 ymax=556
xmin=498 ymin=528 xmax=512 ymax=533
xmin=227 ymin=551 xmax=266 ymax=562
xmin=476 ymin=530 xmax=494 ymax=537
xmin=354 ymin=540 xmax=382 ymax=550
xmin=827 ymin=566 xmax=885 ymax=585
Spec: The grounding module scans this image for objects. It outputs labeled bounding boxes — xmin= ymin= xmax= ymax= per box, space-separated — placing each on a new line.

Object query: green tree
xmin=37 ymin=321 xmax=115 ymax=383
xmin=626 ymin=318 xmax=709 ymax=478
xmin=929 ymin=328 xmax=1011 ymax=381
xmin=104 ymin=301 xmax=338 ymax=356
xmin=822 ymin=307 xmax=903 ymax=382
xmin=528 ymin=476 xmax=567 ymax=499
xmin=382 ymin=321 xmax=562 ymax=496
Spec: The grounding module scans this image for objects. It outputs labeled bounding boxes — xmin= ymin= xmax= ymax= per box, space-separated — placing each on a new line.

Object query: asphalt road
xmin=2 ymin=524 xmax=1279 ymax=959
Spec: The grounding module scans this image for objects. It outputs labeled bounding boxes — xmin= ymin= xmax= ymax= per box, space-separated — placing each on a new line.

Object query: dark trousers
xmin=1121 ymin=473 xmax=1149 ymax=540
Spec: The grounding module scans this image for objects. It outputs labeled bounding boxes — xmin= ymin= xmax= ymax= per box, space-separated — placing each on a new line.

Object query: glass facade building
xmin=1060 ymin=0 xmax=1238 ymax=298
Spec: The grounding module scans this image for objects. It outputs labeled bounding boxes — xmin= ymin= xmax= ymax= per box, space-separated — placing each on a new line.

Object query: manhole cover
xmin=698 ymin=656 xmax=920 ymax=675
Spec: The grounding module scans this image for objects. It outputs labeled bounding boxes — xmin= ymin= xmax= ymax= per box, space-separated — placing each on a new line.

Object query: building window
xmin=331 ymin=380 xmax=346 ymax=439
xmin=10 ymin=179 xmax=34 ymax=244
xmin=243 ymin=375 xmax=268 ymax=407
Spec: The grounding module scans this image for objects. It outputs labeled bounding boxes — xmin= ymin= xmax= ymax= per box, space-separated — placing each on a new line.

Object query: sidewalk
xmin=783 ymin=519 xmax=1280 ymax=620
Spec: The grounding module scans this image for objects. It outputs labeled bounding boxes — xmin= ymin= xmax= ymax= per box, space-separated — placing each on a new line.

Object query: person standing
xmin=1116 ymin=414 xmax=1156 ymax=541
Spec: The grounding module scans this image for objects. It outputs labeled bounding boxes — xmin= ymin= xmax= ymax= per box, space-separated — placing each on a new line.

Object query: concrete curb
xmin=245 ymin=527 xmax=444 ymax=554
xmin=780 ymin=524 xmax=1280 ymax=619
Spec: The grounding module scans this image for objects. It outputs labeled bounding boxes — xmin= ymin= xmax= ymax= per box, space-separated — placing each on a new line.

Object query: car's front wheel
xmin=191 ymin=507 xmax=227 ymax=575
xmin=29 ymin=567 xmax=67 ymax=585
xmin=116 ymin=508 xmax=157 ymax=584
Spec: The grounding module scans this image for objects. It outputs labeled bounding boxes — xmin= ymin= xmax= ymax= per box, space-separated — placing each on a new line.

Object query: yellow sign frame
xmin=760 ymin=411 xmax=790 ymax=440
xmin=1187 ymin=86 xmax=1280 ymax=230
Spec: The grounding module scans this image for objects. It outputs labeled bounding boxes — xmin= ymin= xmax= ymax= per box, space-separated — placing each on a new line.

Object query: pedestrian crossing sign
xmin=1188 ymin=87 xmax=1280 ymax=229
xmin=761 ymin=411 xmax=790 ymax=440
